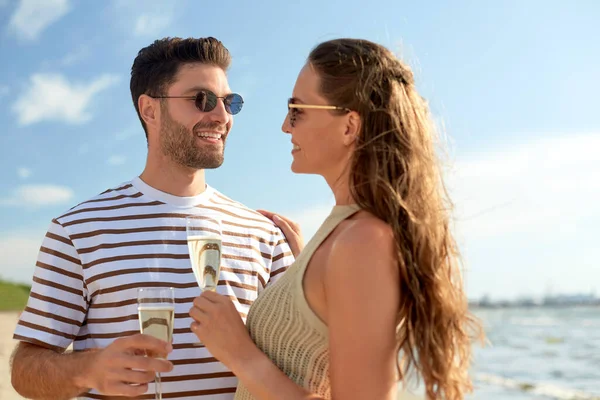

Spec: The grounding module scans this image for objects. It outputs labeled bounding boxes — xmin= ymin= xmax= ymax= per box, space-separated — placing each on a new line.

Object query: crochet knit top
xmin=234 ymin=204 xmax=360 ymax=399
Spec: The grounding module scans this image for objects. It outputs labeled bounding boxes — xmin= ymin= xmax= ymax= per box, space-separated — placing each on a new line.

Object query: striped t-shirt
xmin=13 ymin=177 xmax=294 ymax=399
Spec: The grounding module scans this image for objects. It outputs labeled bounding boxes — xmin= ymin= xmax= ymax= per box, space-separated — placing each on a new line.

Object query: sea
xmin=400 ymin=306 xmax=599 ymax=399
xmin=469 ymin=306 xmax=599 ymax=399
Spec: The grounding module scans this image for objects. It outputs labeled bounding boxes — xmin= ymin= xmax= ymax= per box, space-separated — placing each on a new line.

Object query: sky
xmin=0 ymin=0 xmax=598 ymax=301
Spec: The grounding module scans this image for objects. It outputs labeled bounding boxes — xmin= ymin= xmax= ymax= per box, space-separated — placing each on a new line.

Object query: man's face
xmin=159 ymin=63 xmax=233 ymax=169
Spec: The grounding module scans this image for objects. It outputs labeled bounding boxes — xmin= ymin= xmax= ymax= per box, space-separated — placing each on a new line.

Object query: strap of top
xmin=293 ymin=204 xmax=361 ymax=336
xmin=294 ymin=205 xmax=360 ymax=265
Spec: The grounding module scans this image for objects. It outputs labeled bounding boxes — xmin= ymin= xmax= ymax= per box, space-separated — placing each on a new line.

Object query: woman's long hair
xmin=309 ymin=38 xmax=483 ymax=399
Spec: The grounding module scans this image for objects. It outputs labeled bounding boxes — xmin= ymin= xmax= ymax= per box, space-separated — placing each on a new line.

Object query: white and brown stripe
xmin=14 ymin=178 xmax=294 ymax=399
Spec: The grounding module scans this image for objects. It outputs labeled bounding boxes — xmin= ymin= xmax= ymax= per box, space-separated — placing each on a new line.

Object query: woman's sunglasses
xmin=153 ymin=90 xmax=244 ymax=115
xmin=287 ymin=98 xmax=350 ymax=127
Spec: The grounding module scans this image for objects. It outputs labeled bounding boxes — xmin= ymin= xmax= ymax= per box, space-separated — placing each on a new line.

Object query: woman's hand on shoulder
xmin=257 ymin=209 xmax=304 ymax=258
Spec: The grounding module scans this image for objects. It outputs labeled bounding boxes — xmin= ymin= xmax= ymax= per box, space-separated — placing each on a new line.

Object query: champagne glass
xmin=186 ymin=214 xmax=223 ymax=292
xmin=137 ymin=287 xmax=175 ymax=400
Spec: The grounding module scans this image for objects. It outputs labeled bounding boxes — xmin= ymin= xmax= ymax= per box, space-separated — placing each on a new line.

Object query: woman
xmin=189 ymin=38 xmax=482 ymax=400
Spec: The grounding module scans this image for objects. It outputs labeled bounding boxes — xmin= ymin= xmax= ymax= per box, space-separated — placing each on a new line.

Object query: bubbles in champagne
xmin=187 ymin=236 xmax=222 ymax=291
xmin=138 ymin=305 xmax=175 ymax=357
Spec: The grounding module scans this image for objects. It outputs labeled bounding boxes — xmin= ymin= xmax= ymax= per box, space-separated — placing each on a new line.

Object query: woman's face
xmin=281 ymin=64 xmax=357 ymax=177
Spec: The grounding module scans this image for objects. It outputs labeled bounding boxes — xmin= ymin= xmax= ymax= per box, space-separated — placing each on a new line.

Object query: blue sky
xmin=0 ymin=0 xmax=598 ymax=300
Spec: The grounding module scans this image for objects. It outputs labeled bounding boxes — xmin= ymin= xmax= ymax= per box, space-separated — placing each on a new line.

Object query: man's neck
xmin=140 ymin=155 xmax=207 ymax=198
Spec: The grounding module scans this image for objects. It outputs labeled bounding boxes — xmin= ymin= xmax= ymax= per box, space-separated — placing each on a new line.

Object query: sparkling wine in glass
xmin=137 ymin=287 xmax=175 ymax=400
xmin=186 ymin=214 xmax=222 ymax=292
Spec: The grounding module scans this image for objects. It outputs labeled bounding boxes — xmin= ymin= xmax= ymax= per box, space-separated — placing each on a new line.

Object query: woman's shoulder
xmin=337 ymin=211 xmax=394 ymax=246
xmin=328 ymin=213 xmax=396 ymax=268
xmin=323 ymin=211 xmax=400 ymax=300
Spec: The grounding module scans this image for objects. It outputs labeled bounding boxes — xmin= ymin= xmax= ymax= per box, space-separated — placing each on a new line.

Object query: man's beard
xmin=160 ymin=110 xmax=227 ymax=170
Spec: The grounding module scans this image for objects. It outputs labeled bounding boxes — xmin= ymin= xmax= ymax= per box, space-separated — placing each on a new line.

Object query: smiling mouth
xmin=196 ymin=131 xmax=224 ymax=141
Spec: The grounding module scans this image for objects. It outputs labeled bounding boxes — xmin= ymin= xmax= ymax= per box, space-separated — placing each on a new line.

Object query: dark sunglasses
xmin=287 ymin=98 xmax=350 ymax=127
xmin=152 ymin=90 xmax=244 ymax=115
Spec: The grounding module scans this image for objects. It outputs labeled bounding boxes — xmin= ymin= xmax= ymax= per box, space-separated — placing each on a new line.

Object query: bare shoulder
xmin=334 ymin=213 xmax=395 ymax=255
xmin=328 ymin=213 xmax=397 ymax=275
xmin=324 ymin=212 xmax=400 ymax=323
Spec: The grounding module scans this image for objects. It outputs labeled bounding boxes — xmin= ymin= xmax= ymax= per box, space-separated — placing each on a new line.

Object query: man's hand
xmin=80 ymin=334 xmax=173 ymax=397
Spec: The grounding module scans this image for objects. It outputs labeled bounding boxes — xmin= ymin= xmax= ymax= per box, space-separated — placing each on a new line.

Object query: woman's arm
xmin=189 ymin=292 xmax=325 ymax=400
xmin=326 ymin=218 xmax=400 ymax=400
xmin=190 ymin=218 xmax=400 ymax=400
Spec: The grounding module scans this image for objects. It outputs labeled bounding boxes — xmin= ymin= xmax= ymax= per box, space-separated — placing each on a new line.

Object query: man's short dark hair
xmin=130 ymin=37 xmax=231 ymax=137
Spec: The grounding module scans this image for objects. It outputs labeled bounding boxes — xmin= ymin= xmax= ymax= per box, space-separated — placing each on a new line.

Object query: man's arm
xmin=11 ymin=336 xmax=173 ymax=400
xmin=267 ymin=227 xmax=295 ymax=286
xmin=11 ymin=342 xmax=98 ymax=400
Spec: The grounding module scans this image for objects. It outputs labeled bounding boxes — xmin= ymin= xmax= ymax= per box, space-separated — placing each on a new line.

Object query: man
xmin=10 ymin=37 xmax=294 ymax=399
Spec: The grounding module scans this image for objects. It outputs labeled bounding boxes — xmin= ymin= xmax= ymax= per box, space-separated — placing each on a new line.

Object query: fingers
xmin=257 ymin=209 xmax=275 ymax=219
xmin=113 ymin=334 xmax=172 ymax=356
xmin=115 ymin=368 xmax=156 ymax=385
xmin=267 ymin=214 xmax=303 ymax=258
xmin=109 ymin=382 xmax=150 ymax=397
xmin=126 ymin=354 xmax=173 ymax=374
xmin=193 ymin=293 xmax=216 ymax=310
xmin=272 ymin=214 xmax=291 ymax=232
xmin=190 ymin=321 xmax=201 ymax=334
xmin=192 ymin=291 xmax=224 ymax=310
xmin=200 ymin=290 xmax=223 ymax=301
xmin=90 ymin=336 xmax=174 ymax=397
xmin=258 ymin=209 xmax=302 ymax=236
xmin=272 ymin=216 xmax=302 ymax=241
xmin=273 ymin=214 xmax=301 ymax=234
xmin=189 ymin=304 xmax=207 ymax=323
xmin=190 ymin=291 xmax=229 ymax=323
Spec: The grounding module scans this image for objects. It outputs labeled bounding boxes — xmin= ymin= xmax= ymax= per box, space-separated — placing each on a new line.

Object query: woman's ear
xmin=343 ymin=111 xmax=361 ymax=146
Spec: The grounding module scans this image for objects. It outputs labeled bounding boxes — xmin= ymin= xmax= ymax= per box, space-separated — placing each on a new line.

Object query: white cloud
xmin=449 ymin=133 xmax=600 ymax=239
xmin=12 ymin=73 xmax=119 ymax=126
xmin=111 ymin=0 xmax=177 ymax=38
xmin=17 ymin=167 xmax=32 ymax=179
xmin=40 ymin=46 xmax=90 ymax=69
xmin=449 ymin=133 xmax=600 ymax=299
xmin=107 ymin=155 xmax=127 ymax=166
xmin=8 ymin=0 xmax=71 ymax=41
xmin=0 ymin=230 xmax=46 ymax=283
xmin=115 ymin=125 xmax=140 ymax=141
xmin=59 ymin=46 xmax=90 ymax=66
xmin=134 ymin=13 xmax=173 ymax=37
xmin=0 ymin=184 xmax=74 ymax=207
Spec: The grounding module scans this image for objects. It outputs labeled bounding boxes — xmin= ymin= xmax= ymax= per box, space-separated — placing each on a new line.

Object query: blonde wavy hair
xmin=308 ymin=38 xmax=483 ymax=399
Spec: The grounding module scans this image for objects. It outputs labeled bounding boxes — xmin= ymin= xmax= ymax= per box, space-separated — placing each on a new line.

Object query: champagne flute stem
xmin=155 ymin=372 xmax=162 ymax=400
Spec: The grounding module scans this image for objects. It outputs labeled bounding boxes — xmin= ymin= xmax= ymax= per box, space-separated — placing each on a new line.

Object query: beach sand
xmin=0 ymin=312 xmax=24 ymax=400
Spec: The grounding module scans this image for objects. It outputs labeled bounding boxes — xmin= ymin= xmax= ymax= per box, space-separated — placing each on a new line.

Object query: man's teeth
xmin=293 ymin=144 xmax=301 ymax=150
xmin=197 ymin=132 xmax=222 ymax=139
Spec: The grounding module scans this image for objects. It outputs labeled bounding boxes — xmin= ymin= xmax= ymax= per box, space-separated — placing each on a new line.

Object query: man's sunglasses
xmin=152 ymin=90 xmax=244 ymax=115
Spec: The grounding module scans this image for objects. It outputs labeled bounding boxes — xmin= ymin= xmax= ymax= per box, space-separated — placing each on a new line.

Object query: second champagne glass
xmin=186 ymin=214 xmax=223 ymax=292
xmin=137 ymin=287 xmax=175 ymax=400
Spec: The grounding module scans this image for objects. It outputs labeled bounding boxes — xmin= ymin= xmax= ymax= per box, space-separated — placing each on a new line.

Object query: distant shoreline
xmin=470 ymin=302 xmax=600 ymax=310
